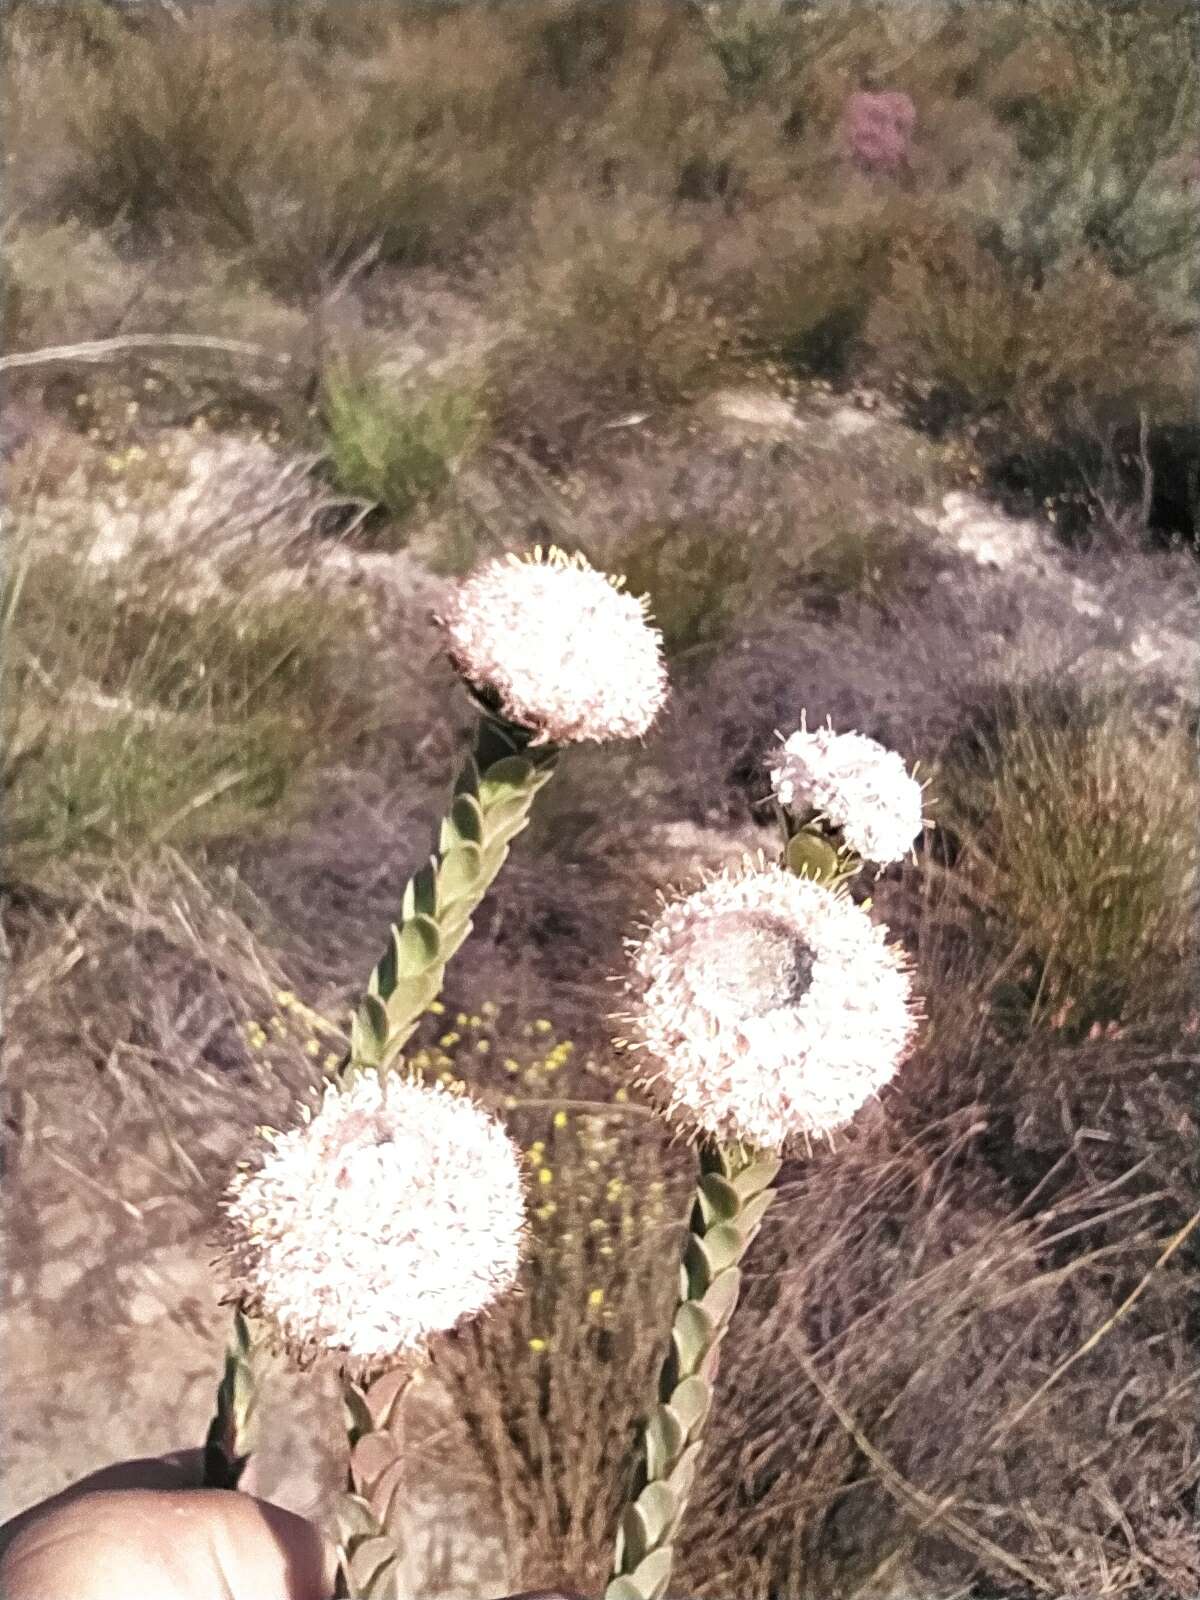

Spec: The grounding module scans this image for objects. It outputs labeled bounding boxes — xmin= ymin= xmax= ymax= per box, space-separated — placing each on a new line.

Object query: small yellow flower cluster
xmin=104 ymin=443 xmax=149 ymax=477
xmin=408 ymin=1000 xmax=581 ymax=1108
xmin=239 ymin=988 xmax=346 ymax=1078
xmin=510 ymin=1103 xmax=680 ymax=1345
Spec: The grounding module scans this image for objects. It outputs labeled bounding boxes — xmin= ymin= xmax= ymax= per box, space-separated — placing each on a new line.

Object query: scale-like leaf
xmin=697 ymin=1171 xmax=741 ymax=1224
xmin=618 ymin=1502 xmax=654 ymax=1571
xmin=697 ymin=1221 xmax=744 ymax=1277
xmin=738 ymin=1188 xmax=776 ymax=1237
xmin=384 ymin=970 xmax=443 ymax=1033
xmin=348 ymin=1535 xmax=399 ymax=1599
xmin=644 ymin=1404 xmax=685 ymax=1477
xmin=629 ymin=1547 xmax=673 ymax=1599
xmin=634 ymin=1482 xmax=677 ymax=1546
xmin=785 ymin=829 xmax=842 ymax=882
xmin=449 ymin=792 xmax=486 ymax=845
xmin=700 ymin=1266 xmax=742 ymax=1328
xmin=672 ymin=1302 xmax=715 ymax=1376
xmin=478 ymin=755 xmax=534 ymax=802
xmin=732 ymin=1157 xmax=782 ymax=1198
xmin=400 ymin=859 xmax=438 ymax=922
xmin=666 ymin=1440 xmax=702 ymax=1508
xmin=395 ymin=916 xmax=441 ymax=976
xmin=671 ymin=1375 xmax=710 ymax=1435
xmin=335 ymin=1493 xmax=377 ymax=1542
xmin=605 ymin=1580 xmax=645 ymax=1600
xmin=439 ymin=843 xmax=483 ymax=905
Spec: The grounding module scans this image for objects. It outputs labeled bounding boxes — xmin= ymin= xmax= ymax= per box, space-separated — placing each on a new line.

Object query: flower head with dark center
xmin=622 ymin=860 xmax=918 ymax=1150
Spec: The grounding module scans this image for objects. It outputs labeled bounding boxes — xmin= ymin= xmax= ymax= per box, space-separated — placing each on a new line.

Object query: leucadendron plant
xmin=204 ymin=547 xmax=668 ymax=1599
xmin=604 ymin=720 xmax=927 ymax=1600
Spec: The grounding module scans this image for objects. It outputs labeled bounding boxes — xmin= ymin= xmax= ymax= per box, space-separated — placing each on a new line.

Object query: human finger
xmin=0 ymin=1486 xmax=332 ymax=1600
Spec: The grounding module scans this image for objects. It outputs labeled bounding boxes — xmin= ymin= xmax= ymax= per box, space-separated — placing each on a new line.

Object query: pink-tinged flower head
xmin=221 ymin=1073 xmax=526 ymax=1372
xmin=769 ymin=716 xmax=925 ymax=866
xmin=622 ymin=860 xmax=918 ymax=1151
xmin=439 ymin=546 xmax=669 ymax=745
xmin=843 ymin=89 xmax=916 ymax=174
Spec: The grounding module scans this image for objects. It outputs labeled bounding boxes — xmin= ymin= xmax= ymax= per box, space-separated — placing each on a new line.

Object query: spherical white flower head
xmin=624 ymin=862 xmax=918 ymax=1151
xmin=439 ymin=546 xmax=668 ymax=744
xmin=222 ymin=1073 xmax=526 ymax=1371
xmin=769 ymin=718 xmax=924 ymax=866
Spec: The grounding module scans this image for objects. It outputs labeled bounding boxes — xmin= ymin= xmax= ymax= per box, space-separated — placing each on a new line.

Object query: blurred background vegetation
xmin=2 ymin=3 xmax=1198 ymax=1596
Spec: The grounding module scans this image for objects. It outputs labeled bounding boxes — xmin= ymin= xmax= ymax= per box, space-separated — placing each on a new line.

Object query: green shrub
xmin=490 ymin=193 xmax=747 ymax=461
xmin=61 ymin=24 xmax=264 ymax=241
xmin=869 ymin=227 xmax=1195 ymax=531
xmin=871 ymin=228 xmax=1184 ymax=418
xmin=530 ymin=0 xmax=638 ymax=91
xmin=699 ymin=4 xmax=797 ymax=105
xmin=980 ymin=0 xmax=1198 ymax=317
xmin=323 ymin=368 xmax=487 ymax=536
xmin=745 ymin=201 xmax=898 ymax=380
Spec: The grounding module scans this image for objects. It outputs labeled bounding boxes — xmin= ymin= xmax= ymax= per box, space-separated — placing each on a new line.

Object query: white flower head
xmin=769 ymin=715 xmax=925 ymax=866
xmin=622 ymin=859 xmax=918 ymax=1151
xmin=221 ymin=1073 xmax=526 ymax=1373
xmin=439 ymin=546 xmax=669 ymax=744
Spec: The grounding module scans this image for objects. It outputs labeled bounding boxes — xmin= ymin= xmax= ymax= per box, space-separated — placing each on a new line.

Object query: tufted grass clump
xmin=2 ymin=538 xmax=376 ymax=889
xmin=31 ymin=3 xmax=534 ymax=298
xmin=613 ymin=520 xmax=756 ymax=665
xmin=323 ymin=368 xmax=487 ymax=539
xmin=937 ymin=691 xmax=1199 ymax=1033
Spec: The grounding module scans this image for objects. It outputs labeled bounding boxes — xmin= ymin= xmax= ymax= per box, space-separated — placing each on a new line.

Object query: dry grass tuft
xmin=935 ymin=689 xmax=1199 ymax=1033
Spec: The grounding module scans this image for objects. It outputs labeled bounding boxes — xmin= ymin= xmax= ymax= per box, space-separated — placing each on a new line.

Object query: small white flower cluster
xmin=624 ymin=860 xmax=918 ymax=1152
xmin=769 ymin=716 xmax=925 ymax=867
xmin=439 ymin=546 xmax=669 ymax=746
xmin=222 ymin=1073 xmax=526 ymax=1370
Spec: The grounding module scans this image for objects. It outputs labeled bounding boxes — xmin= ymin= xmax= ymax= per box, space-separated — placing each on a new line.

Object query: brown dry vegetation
xmin=3 ymin=3 xmax=1199 ymax=1597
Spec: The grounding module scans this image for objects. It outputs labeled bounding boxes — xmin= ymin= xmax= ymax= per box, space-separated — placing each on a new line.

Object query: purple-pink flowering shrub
xmin=843 ymin=88 xmax=916 ymax=175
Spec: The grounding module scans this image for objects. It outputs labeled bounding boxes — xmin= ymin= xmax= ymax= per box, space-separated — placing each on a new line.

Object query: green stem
xmin=343 ymin=705 xmax=557 ymax=1084
xmin=333 ymin=1369 xmax=413 ymax=1600
xmin=202 ymin=705 xmax=558 ymax=1491
xmin=202 ymin=1309 xmax=258 ymax=1491
xmin=604 ymin=1139 xmax=781 ymax=1600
